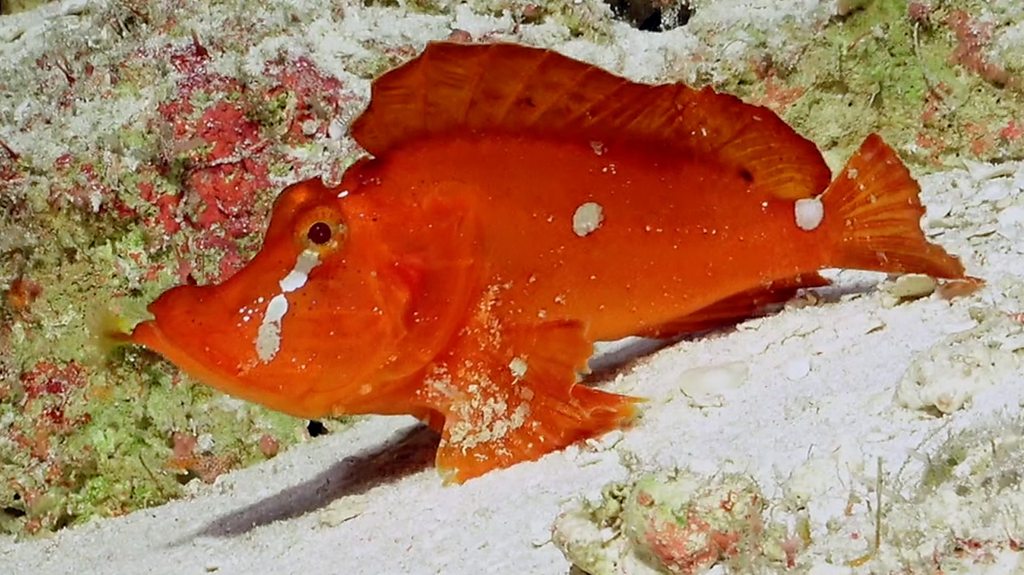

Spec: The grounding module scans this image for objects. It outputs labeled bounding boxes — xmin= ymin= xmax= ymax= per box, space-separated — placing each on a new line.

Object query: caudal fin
xmin=821 ymin=134 xmax=965 ymax=279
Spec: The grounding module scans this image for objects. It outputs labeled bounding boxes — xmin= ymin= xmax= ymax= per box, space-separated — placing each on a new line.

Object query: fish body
xmin=351 ymin=134 xmax=823 ymax=340
xmin=130 ymin=42 xmax=965 ymax=482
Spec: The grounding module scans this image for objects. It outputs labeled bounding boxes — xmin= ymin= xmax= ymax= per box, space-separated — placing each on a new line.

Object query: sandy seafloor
xmin=2 ymin=0 xmax=1024 ymax=574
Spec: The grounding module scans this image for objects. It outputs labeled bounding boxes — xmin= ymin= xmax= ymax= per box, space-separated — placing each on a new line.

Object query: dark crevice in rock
xmin=607 ymin=0 xmax=693 ymax=32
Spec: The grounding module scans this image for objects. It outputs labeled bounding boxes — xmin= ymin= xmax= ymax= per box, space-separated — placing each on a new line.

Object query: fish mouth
xmin=129 ymin=316 xmax=325 ymax=419
xmin=132 ymin=317 xmax=211 ymax=376
xmin=129 ymin=319 xmax=168 ymax=355
xmin=129 ymin=319 xmax=229 ymax=390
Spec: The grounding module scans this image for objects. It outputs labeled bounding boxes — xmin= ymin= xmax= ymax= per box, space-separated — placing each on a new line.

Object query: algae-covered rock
xmin=553 ymin=470 xmax=796 ymax=574
xmin=896 ymin=310 xmax=1023 ymax=414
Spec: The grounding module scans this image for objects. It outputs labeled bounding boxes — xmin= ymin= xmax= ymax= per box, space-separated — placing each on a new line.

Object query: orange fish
xmin=128 ymin=42 xmax=965 ymax=482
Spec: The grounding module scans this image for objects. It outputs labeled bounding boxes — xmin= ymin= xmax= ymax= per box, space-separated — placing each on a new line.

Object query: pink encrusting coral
xmin=945 ymin=10 xmax=1017 ymax=89
xmin=146 ymin=39 xmax=355 ymax=282
xmin=0 ymin=3 xmax=362 ymax=536
xmin=4 ymin=362 xmax=91 ymax=534
xmin=553 ymin=471 xmax=799 ymax=574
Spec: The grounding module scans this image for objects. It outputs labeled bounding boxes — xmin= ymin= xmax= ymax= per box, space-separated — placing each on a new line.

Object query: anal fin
xmin=639 ymin=272 xmax=830 ymax=338
xmin=418 ymin=319 xmax=640 ymax=483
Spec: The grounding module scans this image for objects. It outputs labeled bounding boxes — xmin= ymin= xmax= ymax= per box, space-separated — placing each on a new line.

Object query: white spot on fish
xmin=508 ymin=357 xmax=528 ymax=379
xmin=254 ymin=250 xmax=321 ymax=363
xmin=337 ymin=189 xmax=350 ymax=199
xmin=279 ymin=250 xmax=319 ymax=293
xmin=590 ymin=141 xmax=605 ymax=156
xmin=572 ymin=202 xmax=604 ymax=237
xmin=795 ymin=197 xmax=824 ymax=231
xmin=256 ymin=294 xmax=288 ymax=362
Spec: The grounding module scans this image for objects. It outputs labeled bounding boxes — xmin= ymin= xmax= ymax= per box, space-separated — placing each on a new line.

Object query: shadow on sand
xmin=187 ymin=423 xmax=439 ymax=539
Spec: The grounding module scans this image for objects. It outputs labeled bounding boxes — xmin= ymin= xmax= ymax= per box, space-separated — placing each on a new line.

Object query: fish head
xmin=130 ymin=177 xmax=413 ymax=418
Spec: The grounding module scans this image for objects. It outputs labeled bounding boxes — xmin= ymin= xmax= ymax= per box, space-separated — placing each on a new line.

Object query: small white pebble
xmin=572 ymin=202 xmax=604 ymax=237
xmin=328 ymin=118 xmax=345 ymax=140
xmin=794 ymin=197 xmax=824 ymax=231
xmin=301 ymin=119 xmax=319 ymax=136
xmin=320 ymin=495 xmax=369 ymax=527
xmin=196 ymin=433 xmax=215 ymax=452
xmin=677 ymin=362 xmax=748 ymax=407
xmin=886 ymin=274 xmax=938 ymax=300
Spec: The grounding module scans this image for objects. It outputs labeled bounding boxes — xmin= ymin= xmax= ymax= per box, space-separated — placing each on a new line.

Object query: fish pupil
xmin=307 ymin=222 xmax=332 ymax=245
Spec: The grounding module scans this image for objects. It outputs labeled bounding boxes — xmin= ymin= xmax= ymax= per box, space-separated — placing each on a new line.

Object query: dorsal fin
xmin=350 ymin=42 xmax=832 ymax=200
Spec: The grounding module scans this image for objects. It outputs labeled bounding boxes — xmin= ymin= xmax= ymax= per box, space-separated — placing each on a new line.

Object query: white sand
xmin=3 ymin=1 xmax=1024 ymax=574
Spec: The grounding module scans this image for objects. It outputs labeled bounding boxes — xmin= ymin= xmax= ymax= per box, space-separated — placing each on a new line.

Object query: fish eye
xmin=307 ymin=222 xmax=332 ymax=245
xmin=294 ymin=205 xmax=346 ymax=253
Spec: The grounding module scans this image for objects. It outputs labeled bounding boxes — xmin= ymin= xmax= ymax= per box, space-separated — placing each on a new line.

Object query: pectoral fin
xmin=418 ymin=318 xmax=640 ymax=483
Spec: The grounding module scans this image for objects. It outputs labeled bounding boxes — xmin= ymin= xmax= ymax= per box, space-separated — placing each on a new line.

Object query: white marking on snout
xmin=256 ymin=294 xmax=289 ymax=362
xmin=280 ymin=250 xmax=319 ymax=292
xmin=255 ymin=249 xmax=320 ymax=363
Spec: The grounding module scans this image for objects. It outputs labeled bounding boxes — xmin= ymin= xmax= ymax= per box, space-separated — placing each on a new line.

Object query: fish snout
xmin=128 ymin=317 xmax=183 ymax=363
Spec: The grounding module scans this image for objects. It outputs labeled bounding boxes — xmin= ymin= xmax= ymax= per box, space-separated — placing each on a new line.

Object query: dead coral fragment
xmin=896 ymin=310 xmax=1023 ymax=414
xmin=870 ymin=415 xmax=1024 ymax=572
xmin=553 ymin=470 xmax=794 ymax=574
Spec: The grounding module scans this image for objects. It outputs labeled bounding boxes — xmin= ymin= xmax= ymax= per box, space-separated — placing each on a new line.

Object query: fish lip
xmin=129 ymin=319 xmax=167 ymax=355
xmin=129 ymin=318 xmax=221 ymax=387
xmin=128 ymin=314 xmax=322 ymax=418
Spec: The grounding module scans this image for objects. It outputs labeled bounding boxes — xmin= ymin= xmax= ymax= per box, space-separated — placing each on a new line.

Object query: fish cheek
xmin=275 ymin=276 xmax=409 ymax=393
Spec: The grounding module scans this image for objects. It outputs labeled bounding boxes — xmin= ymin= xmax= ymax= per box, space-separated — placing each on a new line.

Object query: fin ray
xmin=821 ymin=134 xmax=965 ymax=279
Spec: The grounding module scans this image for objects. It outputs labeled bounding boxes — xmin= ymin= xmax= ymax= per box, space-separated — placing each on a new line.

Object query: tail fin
xmin=821 ymin=134 xmax=965 ymax=279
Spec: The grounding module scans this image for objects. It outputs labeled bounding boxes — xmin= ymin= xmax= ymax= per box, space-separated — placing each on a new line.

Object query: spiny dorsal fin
xmin=351 ymin=42 xmax=832 ymax=200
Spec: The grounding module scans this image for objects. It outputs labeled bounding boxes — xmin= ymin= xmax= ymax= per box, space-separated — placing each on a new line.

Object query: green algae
xmin=0 ymin=0 xmax=54 ymax=15
xmin=731 ymin=0 xmax=1024 ymax=169
xmin=0 ymin=1 xmax=329 ymax=537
